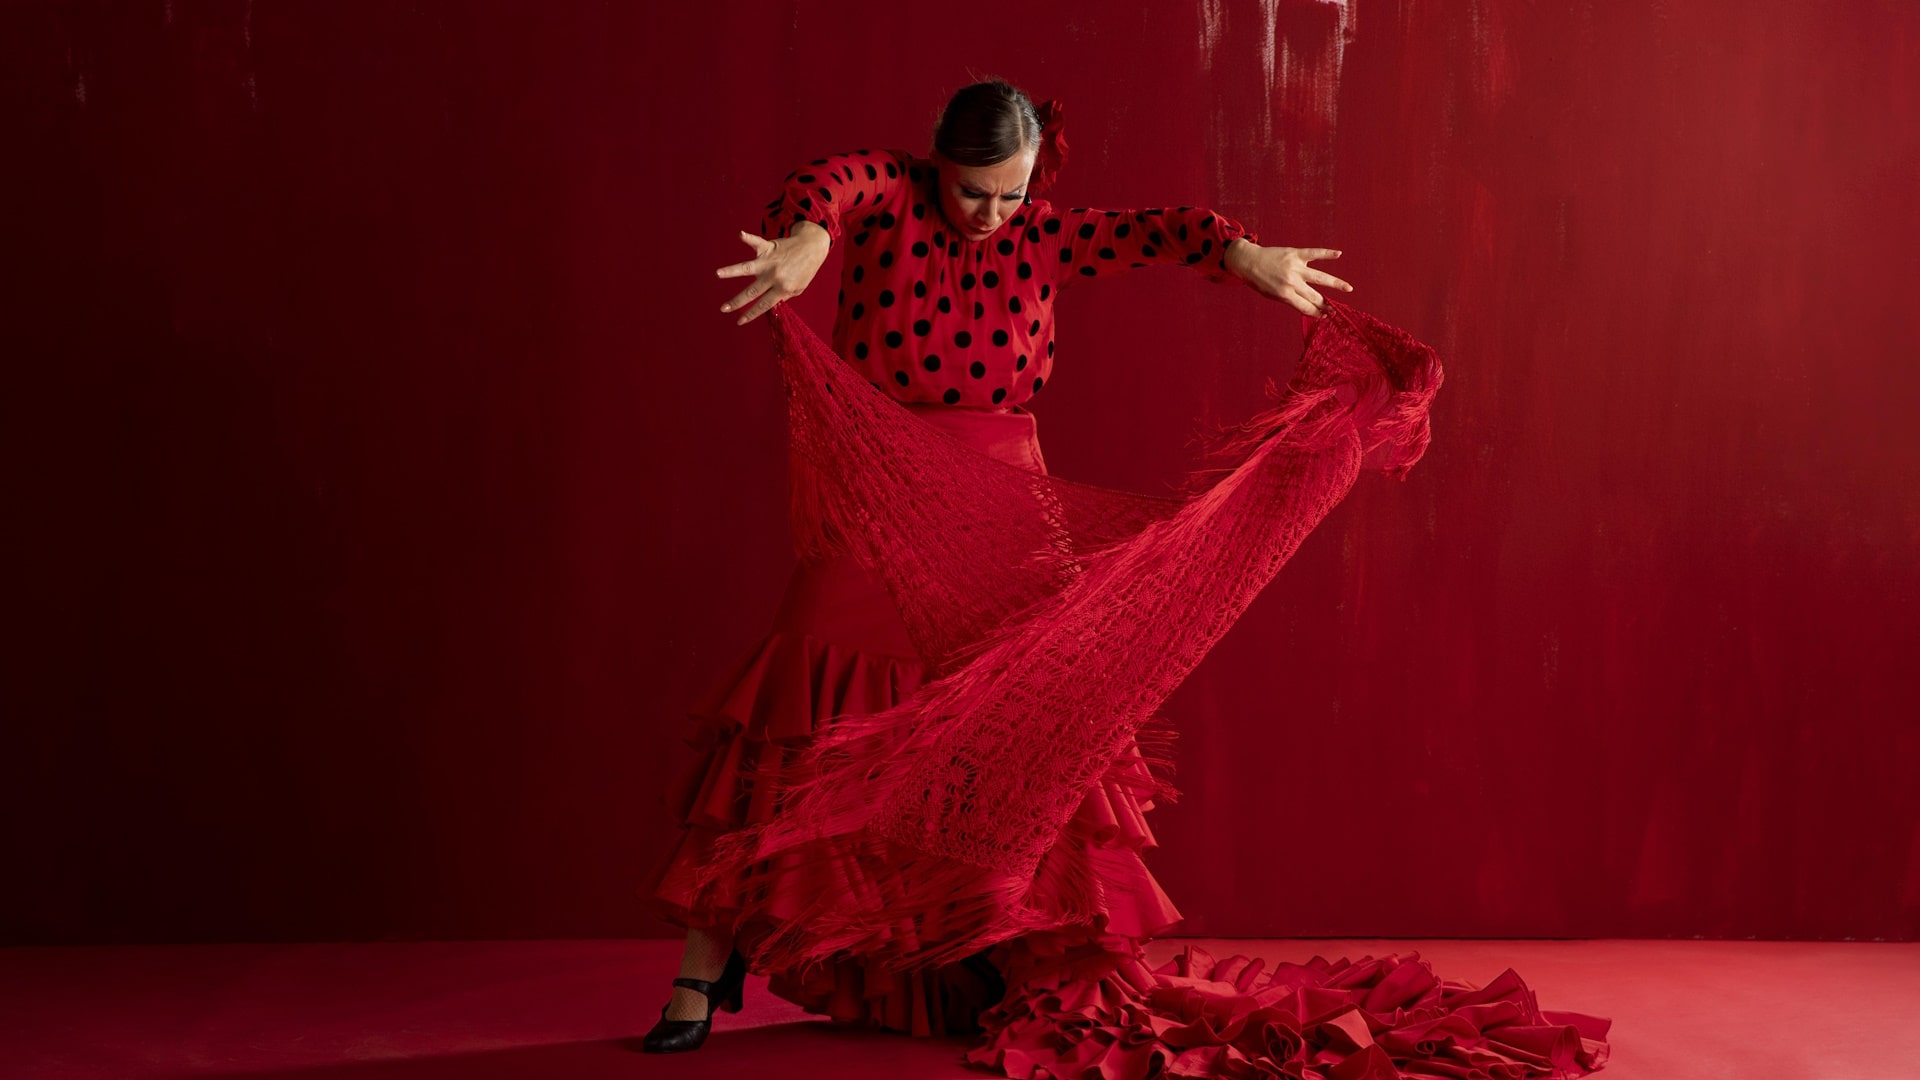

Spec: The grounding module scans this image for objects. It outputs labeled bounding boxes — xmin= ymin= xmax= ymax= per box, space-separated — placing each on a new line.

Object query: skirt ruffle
xmin=647 ymin=614 xmax=1186 ymax=1037
xmin=965 ymin=939 xmax=1613 ymax=1079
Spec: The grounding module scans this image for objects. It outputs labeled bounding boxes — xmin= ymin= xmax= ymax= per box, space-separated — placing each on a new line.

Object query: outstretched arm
xmin=1041 ymin=202 xmax=1352 ymax=317
xmin=718 ymin=147 xmax=911 ymax=326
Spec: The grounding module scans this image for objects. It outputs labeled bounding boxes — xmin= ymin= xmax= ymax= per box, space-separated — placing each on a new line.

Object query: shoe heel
xmin=722 ymin=950 xmax=747 ymax=1013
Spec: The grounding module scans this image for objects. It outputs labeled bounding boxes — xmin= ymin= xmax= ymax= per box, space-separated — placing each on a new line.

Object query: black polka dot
xmin=914 ymin=281 xmax=927 ymax=298
xmin=923 ymin=354 xmax=941 ymax=371
xmin=798 ymin=173 xmax=816 ymax=183
xmin=1008 ymin=296 xmax=1022 ymax=314
xmin=943 ymin=388 xmax=961 ymax=404
xmin=1077 ymin=223 xmax=1096 ymax=239
xmin=1185 ymin=253 xmax=1203 ymax=264
xmin=1178 ymin=224 xmax=1189 ymax=240
xmin=1040 ymin=284 xmax=1051 ymax=301
xmin=1115 ymin=223 xmax=1132 ymax=239
xmin=1017 ymin=261 xmax=1032 ymax=279
xmin=1103 ymin=210 xmax=1119 ymax=218
xmin=1199 ymin=215 xmax=1215 ymax=230
xmin=852 ymin=264 xmax=864 ymax=283
xmin=853 ymin=231 xmax=869 ymax=245
xmin=992 ymin=329 xmax=1008 ymax=347
xmin=1078 ymin=266 xmax=1096 ymax=276
xmin=1026 ymin=226 xmax=1040 ymax=242
xmin=880 ymin=211 xmax=895 ymax=228
xmin=974 ymin=301 xmax=984 ymax=318
xmin=878 ymin=289 xmax=895 ymax=307
xmin=932 ymin=232 xmax=944 ymax=247
xmin=886 ymin=330 xmax=903 ymax=348
xmin=895 ymin=370 xmax=909 ymax=385
xmin=909 ymin=165 xmax=922 ymax=181
xmin=1150 ymin=231 xmax=1165 ymax=246
xmin=879 ymin=251 xmax=894 ymax=268
xmin=1032 ymin=377 xmax=1044 ymax=392
xmin=1029 ymin=319 xmax=1039 ymax=335
xmin=970 ymin=360 xmax=986 ymax=378
xmin=982 ymin=270 xmax=999 ymax=288
xmin=1015 ymin=353 xmax=1028 ymax=370
xmin=1047 ymin=341 xmax=1054 ymax=356
xmin=913 ymin=202 xmax=924 ymax=218
xmin=851 ymin=302 xmax=864 ymax=319
xmin=797 ymin=196 xmax=812 ymax=211
xmin=997 ymin=238 xmax=1014 ymax=256
xmin=863 ymin=214 xmax=878 ymax=228
xmin=1201 ymin=239 xmax=1213 ymax=255
xmin=1043 ymin=218 xmax=1062 ymax=234
xmin=838 ymin=288 xmax=844 ymax=304
xmin=819 ymin=187 xmax=833 ymax=202
xmin=961 ymin=272 xmax=976 ymax=290
xmin=912 ymin=241 xmax=929 ymax=257
xmin=937 ymin=297 xmax=952 ymax=314
xmin=954 ymin=330 xmax=972 ymax=348
xmin=886 ymin=163 xmax=899 ymax=178
xmin=1098 ymin=247 xmax=1116 ymax=259
xmin=855 ymin=342 xmax=869 ymax=359
xmin=992 ymin=387 xmax=1007 ymax=404
xmin=1141 ymin=245 xmax=1157 ymax=257
xmin=948 ymin=242 xmax=960 ymax=256
xmin=1059 ymin=248 xmax=1073 ymax=263
xmin=913 ymin=319 xmax=931 ymax=336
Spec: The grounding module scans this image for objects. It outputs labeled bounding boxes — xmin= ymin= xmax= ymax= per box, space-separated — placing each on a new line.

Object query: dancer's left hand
xmin=1225 ymin=240 xmax=1352 ymax=317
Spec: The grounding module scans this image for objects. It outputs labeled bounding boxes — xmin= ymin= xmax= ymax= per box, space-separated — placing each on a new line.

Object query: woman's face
xmin=932 ymin=147 xmax=1037 ymax=242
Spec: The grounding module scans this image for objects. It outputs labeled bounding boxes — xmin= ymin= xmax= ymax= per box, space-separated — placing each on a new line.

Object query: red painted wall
xmin=4 ymin=1 xmax=1915 ymax=943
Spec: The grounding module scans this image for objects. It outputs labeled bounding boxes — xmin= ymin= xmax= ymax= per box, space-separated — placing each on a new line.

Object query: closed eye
xmin=962 ymin=187 xmax=1025 ymax=202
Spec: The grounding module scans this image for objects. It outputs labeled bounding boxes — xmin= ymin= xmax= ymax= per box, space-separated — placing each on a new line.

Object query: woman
xmin=642 ymin=77 xmax=1342 ymax=1051
xmin=643 ymin=78 xmax=1606 ymax=1079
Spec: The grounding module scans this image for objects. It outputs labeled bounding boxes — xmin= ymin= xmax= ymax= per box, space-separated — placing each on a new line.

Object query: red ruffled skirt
xmin=646 ymin=401 xmax=1612 ymax=1076
xmin=646 ymin=402 xmax=1184 ymax=1038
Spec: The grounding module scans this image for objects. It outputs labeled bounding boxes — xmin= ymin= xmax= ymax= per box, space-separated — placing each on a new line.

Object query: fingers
xmin=1303 ymin=248 xmax=1342 ymax=261
xmin=735 ymin=287 xmax=787 ymax=325
xmin=1306 ymin=269 xmax=1354 ymax=292
xmin=715 ymin=258 xmax=763 ymax=279
xmin=721 ymin=278 xmax=772 ymax=316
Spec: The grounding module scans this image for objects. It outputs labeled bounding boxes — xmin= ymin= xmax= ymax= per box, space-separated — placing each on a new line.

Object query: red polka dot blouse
xmin=758 ymin=148 xmax=1259 ymax=409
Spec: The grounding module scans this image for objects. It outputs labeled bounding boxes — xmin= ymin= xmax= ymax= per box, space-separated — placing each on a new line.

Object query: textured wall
xmin=3 ymin=0 xmax=1915 ymax=943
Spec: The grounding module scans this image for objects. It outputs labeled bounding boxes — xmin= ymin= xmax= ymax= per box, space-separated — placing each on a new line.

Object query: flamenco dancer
xmin=644 ymin=78 xmax=1612 ymax=1078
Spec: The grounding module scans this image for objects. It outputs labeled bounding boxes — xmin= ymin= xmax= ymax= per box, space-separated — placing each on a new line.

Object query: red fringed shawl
xmin=689 ymin=297 xmax=1444 ymax=979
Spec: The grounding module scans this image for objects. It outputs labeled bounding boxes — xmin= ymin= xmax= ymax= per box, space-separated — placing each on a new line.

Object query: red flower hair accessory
xmin=1030 ymin=98 xmax=1070 ymax=195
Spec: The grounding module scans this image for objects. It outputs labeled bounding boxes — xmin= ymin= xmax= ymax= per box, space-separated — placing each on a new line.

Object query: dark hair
xmin=932 ymin=78 xmax=1041 ymax=167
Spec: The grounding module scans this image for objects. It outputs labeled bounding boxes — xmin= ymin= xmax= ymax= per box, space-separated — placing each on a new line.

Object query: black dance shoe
xmin=641 ymin=947 xmax=747 ymax=1054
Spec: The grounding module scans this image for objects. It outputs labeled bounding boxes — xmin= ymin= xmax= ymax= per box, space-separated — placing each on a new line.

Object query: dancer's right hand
xmin=716 ymin=221 xmax=831 ymax=325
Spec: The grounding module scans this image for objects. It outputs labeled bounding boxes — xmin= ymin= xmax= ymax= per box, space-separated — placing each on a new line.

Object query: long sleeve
xmin=759 ymin=148 xmax=912 ymax=249
xmin=1041 ymin=204 xmax=1259 ymax=291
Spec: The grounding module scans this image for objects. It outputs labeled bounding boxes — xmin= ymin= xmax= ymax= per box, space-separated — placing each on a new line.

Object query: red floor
xmin=2 ymin=937 xmax=1912 ymax=1078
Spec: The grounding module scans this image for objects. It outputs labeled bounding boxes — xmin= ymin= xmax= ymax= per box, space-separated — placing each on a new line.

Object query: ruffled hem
xmin=965 ymin=940 xmax=1612 ymax=1079
xmin=646 ymin=627 xmax=1186 ymax=1035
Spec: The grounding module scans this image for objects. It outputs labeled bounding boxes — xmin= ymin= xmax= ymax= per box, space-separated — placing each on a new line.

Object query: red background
xmin=4 ymin=1 xmax=1916 ymax=944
